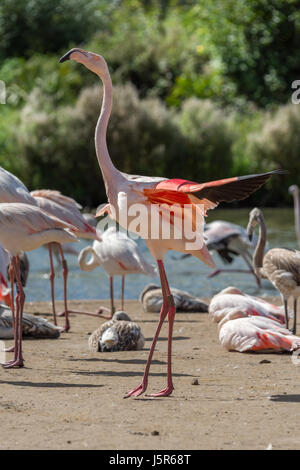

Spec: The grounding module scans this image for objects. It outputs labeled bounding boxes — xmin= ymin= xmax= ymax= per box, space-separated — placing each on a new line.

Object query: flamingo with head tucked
xmin=218 ymin=308 xmax=300 ymax=353
xmin=209 ymin=286 xmax=287 ymax=324
xmin=60 ymin=47 xmax=285 ymax=397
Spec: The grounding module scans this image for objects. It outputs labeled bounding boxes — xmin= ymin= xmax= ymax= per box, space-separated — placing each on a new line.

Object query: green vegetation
xmin=0 ymin=0 xmax=299 ymax=206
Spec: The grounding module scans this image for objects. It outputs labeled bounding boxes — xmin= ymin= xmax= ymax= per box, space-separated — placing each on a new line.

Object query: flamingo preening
xmin=247 ymin=208 xmax=300 ymax=334
xmin=78 ymin=226 xmax=156 ymax=317
xmin=60 ymin=47 xmax=285 ymax=397
xmin=0 ymin=202 xmax=77 ymax=367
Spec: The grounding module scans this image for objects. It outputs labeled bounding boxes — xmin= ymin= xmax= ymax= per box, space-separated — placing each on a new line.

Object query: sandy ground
xmin=0 ymin=297 xmax=300 ymax=450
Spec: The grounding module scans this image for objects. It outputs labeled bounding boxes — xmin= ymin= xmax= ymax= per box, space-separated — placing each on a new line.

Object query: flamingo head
xmin=59 ymin=48 xmax=108 ymax=76
xmin=289 ymin=184 xmax=299 ymax=196
xmin=247 ymin=207 xmax=262 ymax=241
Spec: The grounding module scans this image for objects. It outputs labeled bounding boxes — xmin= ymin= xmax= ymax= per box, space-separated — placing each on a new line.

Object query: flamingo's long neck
xmin=253 ymin=216 xmax=267 ymax=279
xmin=292 ymin=189 xmax=300 ymax=249
xmin=95 ymin=67 xmax=123 ymax=193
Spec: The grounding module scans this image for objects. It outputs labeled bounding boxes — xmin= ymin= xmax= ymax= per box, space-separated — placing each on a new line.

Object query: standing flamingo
xmin=60 ymin=47 xmax=285 ymax=397
xmin=78 ymin=226 xmax=156 ymax=316
xmin=0 ymin=167 xmax=102 ymax=329
xmin=31 ymin=190 xmax=104 ymax=326
xmin=247 ymin=208 xmax=300 ymax=334
xmin=289 ymin=185 xmax=300 ymax=249
xmin=0 ymin=202 xmax=78 ymax=367
xmin=181 ymin=220 xmax=261 ymax=287
xmin=218 ymin=308 xmax=300 ymax=353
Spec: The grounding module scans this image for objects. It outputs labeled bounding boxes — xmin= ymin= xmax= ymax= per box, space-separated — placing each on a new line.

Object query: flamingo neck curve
xmin=253 ymin=215 xmax=267 ymax=279
xmin=95 ymin=68 xmax=123 ymax=192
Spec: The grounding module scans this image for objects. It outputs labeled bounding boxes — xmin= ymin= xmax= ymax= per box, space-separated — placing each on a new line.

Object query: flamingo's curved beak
xmin=59 ymin=48 xmax=87 ymax=63
xmin=59 ymin=50 xmax=73 ymax=63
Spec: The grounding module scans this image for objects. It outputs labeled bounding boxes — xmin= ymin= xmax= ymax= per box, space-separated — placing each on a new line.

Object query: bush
xmin=175 ymin=98 xmax=235 ymax=182
xmin=246 ymin=103 xmax=300 ymax=204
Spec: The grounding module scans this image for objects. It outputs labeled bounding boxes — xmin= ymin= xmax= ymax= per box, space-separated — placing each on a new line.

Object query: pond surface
xmin=26 ymin=208 xmax=298 ymax=302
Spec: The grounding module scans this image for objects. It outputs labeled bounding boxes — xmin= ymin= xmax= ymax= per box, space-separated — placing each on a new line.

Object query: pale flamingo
xmin=0 ymin=167 xmax=86 ymax=329
xmin=140 ymin=283 xmax=208 ymax=313
xmin=248 ymin=208 xmax=300 ymax=334
xmin=0 ymin=202 xmax=77 ymax=367
xmin=209 ymin=286 xmax=286 ymax=324
xmin=218 ymin=308 xmax=300 ymax=352
xmin=78 ymin=226 xmax=156 ymax=316
xmin=31 ymin=190 xmax=104 ymax=326
xmin=289 ymin=185 xmax=300 ymax=249
xmin=60 ymin=47 xmax=285 ymax=397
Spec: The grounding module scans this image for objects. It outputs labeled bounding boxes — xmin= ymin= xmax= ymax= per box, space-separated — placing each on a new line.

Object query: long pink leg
xmin=110 ymin=276 xmax=115 ymax=317
xmin=48 ymin=243 xmax=57 ymax=326
xmin=120 ymin=276 xmax=125 ymax=311
xmin=124 ymin=259 xmax=175 ymax=398
xmin=3 ymin=256 xmax=24 ymax=368
xmin=3 ymin=261 xmax=16 ymax=353
xmin=56 ymin=244 xmax=70 ymax=332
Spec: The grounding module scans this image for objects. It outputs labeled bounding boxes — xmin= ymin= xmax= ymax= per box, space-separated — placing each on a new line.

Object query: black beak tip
xmin=59 ymin=56 xmax=68 ymax=64
xmin=59 ymin=50 xmax=73 ymax=63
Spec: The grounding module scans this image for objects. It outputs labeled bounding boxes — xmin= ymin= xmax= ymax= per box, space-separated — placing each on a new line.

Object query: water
xmin=25 ymin=208 xmax=297 ymax=302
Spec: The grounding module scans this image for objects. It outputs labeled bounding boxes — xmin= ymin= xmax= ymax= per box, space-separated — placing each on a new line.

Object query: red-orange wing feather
xmin=154 ymin=170 xmax=286 ymax=206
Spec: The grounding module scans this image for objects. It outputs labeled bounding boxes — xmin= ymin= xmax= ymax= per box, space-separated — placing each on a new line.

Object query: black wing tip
xmin=237 ymin=169 xmax=288 ymax=181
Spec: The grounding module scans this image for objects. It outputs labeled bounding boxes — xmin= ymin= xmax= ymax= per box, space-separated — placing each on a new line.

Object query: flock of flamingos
xmin=0 ymin=48 xmax=299 ymax=399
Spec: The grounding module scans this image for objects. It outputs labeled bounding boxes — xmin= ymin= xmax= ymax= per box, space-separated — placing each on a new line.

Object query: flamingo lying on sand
xmin=88 ymin=315 xmax=145 ymax=352
xmin=209 ymin=286 xmax=286 ymax=324
xmin=0 ymin=303 xmax=62 ymax=339
xmin=247 ymin=208 xmax=300 ymax=334
xmin=78 ymin=226 xmax=156 ymax=316
xmin=60 ymin=46 xmax=285 ymax=397
xmin=31 ymin=189 xmax=104 ymax=327
xmin=140 ymin=283 xmax=208 ymax=313
xmin=218 ymin=308 xmax=300 ymax=352
xmin=0 ymin=202 xmax=77 ymax=367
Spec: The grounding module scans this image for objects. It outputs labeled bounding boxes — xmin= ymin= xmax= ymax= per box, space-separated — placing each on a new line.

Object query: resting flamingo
xmin=0 ymin=202 xmax=77 ymax=367
xmin=31 ymin=190 xmax=104 ymax=326
xmin=218 ymin=308 xmax=300 ymax=353
xmin=78 ymin=226 xmax=156 ymax=316
xmin=247 ymin=208 xmax=300 ymax=334
xmin=60 ymin=47 xmax=285 ymax=397
xmin=209 ymin=286 xmax=286 ymax=324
